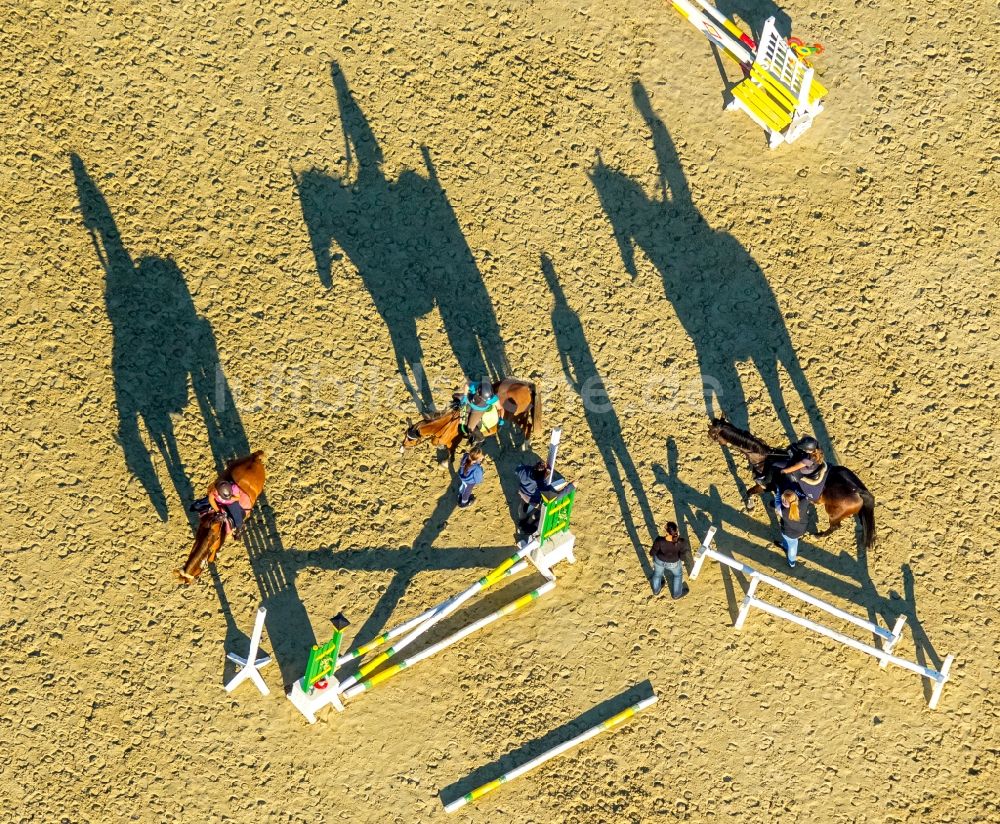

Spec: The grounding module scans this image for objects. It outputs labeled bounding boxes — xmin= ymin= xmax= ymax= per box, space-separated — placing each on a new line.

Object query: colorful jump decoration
xmin=787 ymin=36 xmax=825 ymax=61
xmin=301 ymin=612 xmax=350 ymax=690
xmin=539 ymin=485 xmax=575 ymax=543
xmin=669 ymin=0 xmax=828 ymax=147
xmin=442 ymin=694 xmax=659 ymax=813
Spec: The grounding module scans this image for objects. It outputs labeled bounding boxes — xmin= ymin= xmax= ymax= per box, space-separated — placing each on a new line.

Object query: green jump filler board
xmin=539 ymin=483 xmax=575 ymax=541
xmin=303 ymin=631 xmax=345 ymax=690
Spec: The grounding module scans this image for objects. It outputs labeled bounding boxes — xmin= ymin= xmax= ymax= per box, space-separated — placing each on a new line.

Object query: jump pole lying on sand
xmin=344 ymin=579 xmax=556 ymax=698
xmin=691 ymin=527 xmax=955 ymax=708
xmin=443 ymin=694 xmax=658 ymax=813
xmin=337 ymin=544 xmax=539 ymax=694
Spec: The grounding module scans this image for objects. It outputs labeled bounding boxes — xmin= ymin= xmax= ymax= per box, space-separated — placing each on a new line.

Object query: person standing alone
xmin=457 ymin=448 xmax=485 ymax=509
xmin=650 ymin=522 xmax=689 ymax=599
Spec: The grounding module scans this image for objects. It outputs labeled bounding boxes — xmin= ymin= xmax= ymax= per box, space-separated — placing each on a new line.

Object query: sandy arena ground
xmin=2 ymin=1 xmax=998 ymax=821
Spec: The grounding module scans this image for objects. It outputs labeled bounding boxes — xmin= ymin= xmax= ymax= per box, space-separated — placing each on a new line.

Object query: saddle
xmin=189 ymin=495 xmax=240 ymax=532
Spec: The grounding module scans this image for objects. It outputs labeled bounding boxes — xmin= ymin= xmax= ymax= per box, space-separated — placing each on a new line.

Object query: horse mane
xmin=710 ymin=417 xmax=777 ymax=454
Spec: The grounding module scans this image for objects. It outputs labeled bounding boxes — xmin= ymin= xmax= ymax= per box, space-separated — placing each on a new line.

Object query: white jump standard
xmin=224 ymin=605 xmax=273 ymax=696
xmin=691 ymin=527 xmax=955 ymax=709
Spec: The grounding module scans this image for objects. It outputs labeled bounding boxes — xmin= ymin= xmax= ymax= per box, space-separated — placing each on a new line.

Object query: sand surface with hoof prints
xmin=2 ymin=1 xmax=997 ymax=822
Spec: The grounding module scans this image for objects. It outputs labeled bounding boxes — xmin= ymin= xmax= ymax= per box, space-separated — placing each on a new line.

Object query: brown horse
xmin=708 ymin=417 xmax=876 ymax=550
xmin=401 ymin=378 xmax=542 ymax=464
xmin=177 ymin=450 xmax=266 ymax=583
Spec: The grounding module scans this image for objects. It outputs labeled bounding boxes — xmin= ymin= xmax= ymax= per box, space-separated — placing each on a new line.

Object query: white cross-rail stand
xmin=690 ymin=527 xmax=954 ymax=709
xmin=225 ymin=605 xmax=273 ymax=696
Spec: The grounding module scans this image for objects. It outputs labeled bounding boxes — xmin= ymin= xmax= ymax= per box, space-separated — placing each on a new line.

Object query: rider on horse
xmin=779 ymin=436 xmax=829 ymax=503
xmin=192 ymin=478 xmax=252 ymax=537
xmin=455 ymin=376 xmax=501 ymax=446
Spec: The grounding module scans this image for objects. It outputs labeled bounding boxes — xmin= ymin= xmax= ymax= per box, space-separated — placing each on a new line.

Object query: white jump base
xmin=224 ymin=606 xmax=273 ymax=696
xmin=691 ymin=527 xmax=954 ymax=709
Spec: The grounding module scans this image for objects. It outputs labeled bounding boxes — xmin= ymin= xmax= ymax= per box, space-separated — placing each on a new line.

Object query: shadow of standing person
xmin=589 ymin=81 xmax=833 ymax=457
xmin=542 ymin=252 xmax=655 ymax=575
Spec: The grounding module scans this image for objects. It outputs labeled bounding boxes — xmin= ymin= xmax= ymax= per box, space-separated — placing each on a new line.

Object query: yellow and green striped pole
xmin=443 ymin=694 xmax=658 ymax=813
xmin=344 ymin=579 xmax=555 ymax=699
xmin=334 ymin=560 xmax=528 ymax=669
xmin=338 ymin=543 xmax=538 ymax=694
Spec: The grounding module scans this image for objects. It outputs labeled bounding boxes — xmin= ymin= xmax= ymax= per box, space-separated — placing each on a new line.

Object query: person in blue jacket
xmin=457 ymin=448 xmax=485 ymax=509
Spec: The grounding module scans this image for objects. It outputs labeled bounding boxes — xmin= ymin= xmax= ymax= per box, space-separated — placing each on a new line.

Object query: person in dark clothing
xmin=515 ymin=460 xmax=550 ymax=535
xmin=780 ymin=435 xmax=828 ymax=503
xmin=650 ymin=522 xmax=689 ymax=598
xmin=776 ymin=489 xmax=810 ymax=567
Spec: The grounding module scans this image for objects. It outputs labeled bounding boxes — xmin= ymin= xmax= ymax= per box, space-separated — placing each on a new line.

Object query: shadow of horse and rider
xmin=584 ymin=81 xmax=916 ymax=651
xmin=590 ymin=81 xmax=832 ymax=458
xmin=73 ymin=65 xmax=543 ymax=683
xmin=295 ymin=62 xmax=510 ymax=412
xmin=295 ymin=61 xmax=537 ymax=519
xmin=73 ymin=154 xmax=342 ymax=683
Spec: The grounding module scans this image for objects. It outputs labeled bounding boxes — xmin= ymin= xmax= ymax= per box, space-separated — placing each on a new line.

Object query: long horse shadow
xmin=589 ymin=81 xmax=833 ymax=460
xmin=295 ymin=62 xmax=509 ymax=412
xmin=74 ymin=154 xmax=203 ymax=524
xmin=73 ymin=154 xmax=317 ymax=683
xmin=542 ymin=253 xmax=655 ymax=576
xmin=295 ymin=63 xmax=530 ymax=571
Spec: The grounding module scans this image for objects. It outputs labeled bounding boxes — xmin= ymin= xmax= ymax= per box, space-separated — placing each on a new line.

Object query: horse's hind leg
xmin=815 ymin=518 xmax=842 ymax=538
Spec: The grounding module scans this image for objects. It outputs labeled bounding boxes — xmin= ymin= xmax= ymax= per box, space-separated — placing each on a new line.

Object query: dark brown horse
xmin=177 ymin=451 xmax=266 ymax=583
xmin=708 ymin=417 xmax=876 ymax=550
xmin=401 ymin=378 xmax=542 ymax=464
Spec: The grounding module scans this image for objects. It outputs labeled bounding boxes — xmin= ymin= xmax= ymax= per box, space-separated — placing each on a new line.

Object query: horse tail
xmin=836 ymin=466 xmax=877 ymax=550
xmin=859 ymin=490 xmax=876 ymax=550
xmin=530 ymin=382 xmax=543 ymax=440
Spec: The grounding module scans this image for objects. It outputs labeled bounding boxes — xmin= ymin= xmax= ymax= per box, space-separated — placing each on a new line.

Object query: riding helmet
xmin=475 ymin=377 xmax=495 ymax=403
